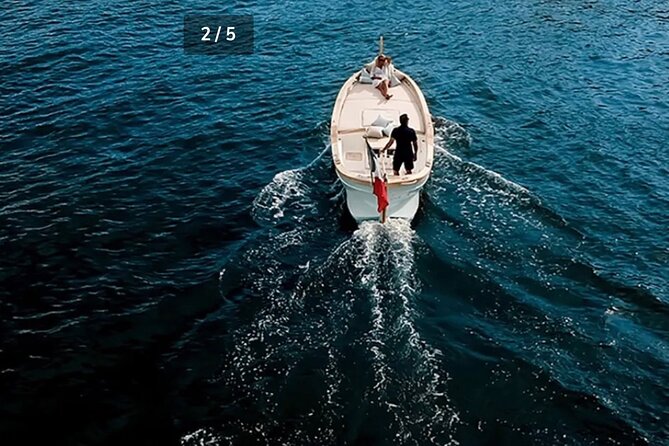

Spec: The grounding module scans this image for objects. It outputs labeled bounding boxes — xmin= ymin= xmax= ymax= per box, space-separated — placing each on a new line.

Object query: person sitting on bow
xmin=371 ymin=54 xmax=393 ymax=100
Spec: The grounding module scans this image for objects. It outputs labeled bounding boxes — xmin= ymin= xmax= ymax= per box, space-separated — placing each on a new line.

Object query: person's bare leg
xmin=377 ymin=82 xmax=387 ymax=97
xmin=377 ymin=81 xmax=392 ymax=100
xmin=383 ymin=81 xmax=393 ymax=99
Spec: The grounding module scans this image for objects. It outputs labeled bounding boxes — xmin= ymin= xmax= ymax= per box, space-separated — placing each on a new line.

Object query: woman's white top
xmin=371 ymin=65 xmax=389 ymax=87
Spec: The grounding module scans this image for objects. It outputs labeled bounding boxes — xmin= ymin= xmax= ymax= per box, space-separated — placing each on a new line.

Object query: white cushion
xmin=383 ymin=123 xmax=396 ymax=137
xmin=362 ymin=109 xmax=400 ymax=127
xmin=358 ymin=68 xmax=372 ymax=84
xmin=370 ymin=114 xmax=393 ymax=128
xmin=365 ymin=125 xmax=385 ymax=138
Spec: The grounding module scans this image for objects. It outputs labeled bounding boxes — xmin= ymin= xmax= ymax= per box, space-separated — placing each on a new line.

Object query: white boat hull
xmin=338 ymin=173 xmax=428 ymax=221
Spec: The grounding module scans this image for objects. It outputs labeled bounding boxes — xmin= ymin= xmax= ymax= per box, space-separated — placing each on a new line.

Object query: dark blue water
xmin=1 ymin=0 xmax=668 ymax=444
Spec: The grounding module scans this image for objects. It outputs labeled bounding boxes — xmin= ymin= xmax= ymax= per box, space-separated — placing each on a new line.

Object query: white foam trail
xmin=192 ymin=139 xmax=461 ymax=444
xmin=201 ymin=220 xmax=459 ymax=445
xmin=205 ymin=225 xmax=358 ymax=444
xmin=455 ymin=156 xmax=532 ymax=197
xmin=434 ymin=117 xmax=472 ymax=150
xmin=433 ymin=124 xmax=533 ymax=202
xmin=181 ymin=427 xmax=229 ymax=446
xmin=352 ymin=223 xmax=390 ymax=393
xmin=206 ymin=228 xmax=324 ymax=443
xmin=430 ymin=117 xmax=581 ymax=321
xmin=251 ymin=145 xmax=331 ymax=225
xmin=351 ymin=220 xmax=460 ymax=445
xmin=431 ymin=117 xmax=563 ymax=254
xmin=252 ymin=168 xmax=307 ymax=220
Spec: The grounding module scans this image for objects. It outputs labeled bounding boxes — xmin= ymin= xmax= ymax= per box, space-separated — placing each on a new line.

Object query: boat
xmin=330 ymin=37 xmax=434 ymax=223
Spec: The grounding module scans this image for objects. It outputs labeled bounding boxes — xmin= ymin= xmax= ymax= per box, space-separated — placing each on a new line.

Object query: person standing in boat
xmin=371 ymin=55 xmax=393 ymax=100
xmin=382 ymin=114 xmax=417 ymax=175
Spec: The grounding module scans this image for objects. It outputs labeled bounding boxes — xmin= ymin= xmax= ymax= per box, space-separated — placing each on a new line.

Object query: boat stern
xmin=339 ymin=174 xmax=427 ymax=222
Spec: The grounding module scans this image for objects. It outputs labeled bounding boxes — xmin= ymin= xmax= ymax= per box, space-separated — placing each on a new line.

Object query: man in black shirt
xmin=382 ymin=114 xmax=418 ymax=175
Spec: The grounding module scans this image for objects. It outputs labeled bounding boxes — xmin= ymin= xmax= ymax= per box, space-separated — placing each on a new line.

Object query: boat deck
xmin=332 ymin=75 xmax=431 ymax=181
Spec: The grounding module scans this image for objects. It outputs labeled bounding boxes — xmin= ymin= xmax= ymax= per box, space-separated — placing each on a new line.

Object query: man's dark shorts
xmin=393 ymin=149 xmax=414 ymax=172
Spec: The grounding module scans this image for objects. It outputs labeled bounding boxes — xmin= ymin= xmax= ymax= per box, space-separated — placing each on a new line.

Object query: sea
xmin=1 ymin=0 xmax=668 ymax=445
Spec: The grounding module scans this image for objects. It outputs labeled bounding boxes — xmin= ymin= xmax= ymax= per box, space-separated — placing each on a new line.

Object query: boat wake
xmin=433 ymin=117 xmax=538 ymax=206
xmin=349 ymin=220 xmax=460 ymax=445
xmin=180 ymin=133 xmax=459 ymax=444
xmin=424 ymin=117 xmax=584 ymax=282
xmin=177 ymin=117 xmax=664 ymax=445
xmin=422 ymin=119 xmax=660 ymax=443
xmin=251 ymin=145 xmax=336 ymax=227
xmin=188 ymin=222 xmax=459 ymax=445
